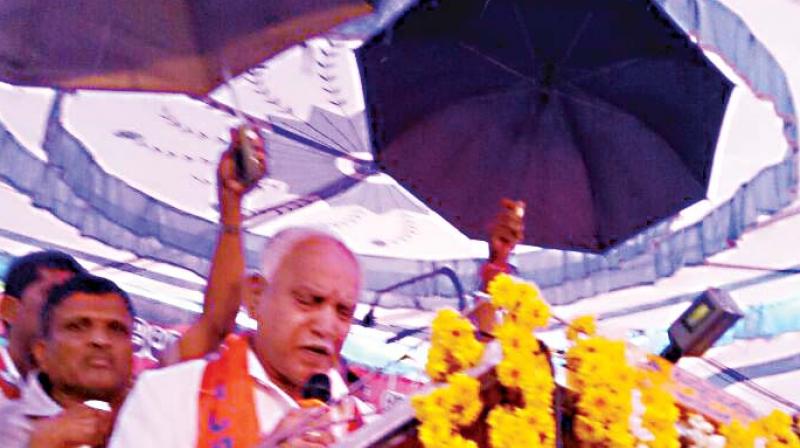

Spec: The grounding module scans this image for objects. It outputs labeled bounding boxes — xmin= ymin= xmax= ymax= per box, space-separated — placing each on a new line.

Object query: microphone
xmin=298 ymin=373 xmax=331 ymax=408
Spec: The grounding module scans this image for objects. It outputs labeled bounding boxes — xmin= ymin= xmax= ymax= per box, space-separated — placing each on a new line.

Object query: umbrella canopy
xmin=0 ymin=0 xmax=370 ymax=96
xmin=358 ymin=0 xmax=735 ymax=252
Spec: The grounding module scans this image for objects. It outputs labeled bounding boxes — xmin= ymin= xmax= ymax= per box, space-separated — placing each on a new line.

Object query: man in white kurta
xmin=108 ymin=349 xmax=360 ymax=447
xmin=110 ymin=229 xmax=366 ymax=447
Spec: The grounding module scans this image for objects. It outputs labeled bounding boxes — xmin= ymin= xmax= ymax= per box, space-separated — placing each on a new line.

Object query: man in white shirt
xmin=110 ymin=227 xmax=364 ymax=447
xmin=0 ymin=274 xmax=135 ymax=447
xmin=1 ymin=250 xmax=87 ymax=407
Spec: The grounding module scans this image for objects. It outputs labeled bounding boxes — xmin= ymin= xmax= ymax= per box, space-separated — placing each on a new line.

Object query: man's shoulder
xmin=0 ymin=397 xmax=33 ymax=446
xmin=136 ymin=358 xmax=209 ymax=388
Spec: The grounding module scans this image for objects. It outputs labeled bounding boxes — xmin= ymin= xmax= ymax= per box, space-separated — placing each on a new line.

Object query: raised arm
xmin=165 ymin=127 xmax=266 ymax=364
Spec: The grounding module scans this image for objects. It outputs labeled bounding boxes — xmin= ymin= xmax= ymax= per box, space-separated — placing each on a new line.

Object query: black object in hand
xmin=233 ymin=125 xmax=263 ymax=186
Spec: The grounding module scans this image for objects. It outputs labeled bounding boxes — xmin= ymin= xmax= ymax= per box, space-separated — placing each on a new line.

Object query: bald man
xmin=109 ymin=229 xmax=368 ymax=448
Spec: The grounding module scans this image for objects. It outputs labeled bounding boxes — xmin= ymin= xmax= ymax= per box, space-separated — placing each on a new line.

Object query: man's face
xmin=10 ymin=269 xmax=75 ymax=366
xmin=34 ymin=292 xmax=133 ymax=402
xmin=489 ymin=234 xmax=514 ymax=262
xmin=257 ymin=238 xmax=360 ymax=389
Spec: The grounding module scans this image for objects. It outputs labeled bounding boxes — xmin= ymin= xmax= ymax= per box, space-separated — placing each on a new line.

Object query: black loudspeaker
xmin=661 ymin=287 xmax=744 ymax=362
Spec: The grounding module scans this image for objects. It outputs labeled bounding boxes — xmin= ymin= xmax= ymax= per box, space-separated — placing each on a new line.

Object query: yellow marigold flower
xmin=754 ymin=410 xmax=800 ymax=447
xmin=426 ymin=308 xmax=484 ymax=381
xmin=487 ymin=273 xmax=515 ymax=308
xmin=488 ymin=406 xmax=526 ymax=448
xmin=448 ymin=435 xmax=478 ymax=448
xmin=507 ymin=291 xmax=551 ymax=330
xmin=574 ymin=415 xmax=608 ymax=443
xmin=606 ymin=424 xmax=637 ymax=448
xmin=566 ymin=315 xmax=597 ymax=341
xmin=567 ymin=334 xmax=636 ymax=446
xmin=417 ymin=418 xmax=453 ymax=448
xmin=719 ymin=419 xmax=757 ymax=447
xmin=425 ymin=346 xmax=449 ymax=382
xmin=515 ymin=406 xmax=556 ymax=445
xmin=412 ymin=390 xmax=447 ymax=421
xmin=443 ymin=374 xmax=483 ymax=427
xmin=451 ymin=337 xmax=485 ymax=368
xmin=520 ymin=370 xmax=555 ymax=408
xmin=494 ymin=322 xmax=539 ymax=355
xmin=496 ymin=357 xmax=526 ymax=389
xmin=430 ymin=308 xmax=474 ymax=346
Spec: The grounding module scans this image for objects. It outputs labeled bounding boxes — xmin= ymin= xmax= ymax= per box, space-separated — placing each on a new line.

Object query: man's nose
xmin=309 ymin=306 xmax=342 ymax=338
xmin=88 ymin=326 xmax=112 ymax=347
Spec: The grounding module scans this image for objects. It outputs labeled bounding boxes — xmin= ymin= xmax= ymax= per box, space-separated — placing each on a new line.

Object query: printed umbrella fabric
xmin=0 ymin=0 xmax=372 ymax=96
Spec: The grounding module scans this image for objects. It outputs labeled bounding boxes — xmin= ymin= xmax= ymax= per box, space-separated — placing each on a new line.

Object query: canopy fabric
xmin=0 ymin=0 xmax=373 ymax=96
xmin=0 ymin=0 xmax=798 ymax=413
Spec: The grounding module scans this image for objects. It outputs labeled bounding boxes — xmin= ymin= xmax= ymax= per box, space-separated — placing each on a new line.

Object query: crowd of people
xmin=0 ymin=132 xmax=368 ymax=447
xmin=0 ymin=126 xmax=528 ymax=447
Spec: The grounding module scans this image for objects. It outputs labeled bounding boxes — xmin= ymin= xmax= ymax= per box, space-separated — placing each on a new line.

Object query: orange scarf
xmin=197 ymin=334 xmax=366 ymax=447
xmin=197 ymin=334 xmax=260 ymax=448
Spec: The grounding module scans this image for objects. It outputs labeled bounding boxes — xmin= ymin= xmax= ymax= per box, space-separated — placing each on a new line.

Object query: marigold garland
xmin=413 ymin=277 xmax=800 ymax=447
xmin=755 ymin=410 xmax=800 ymax=447
xmin=425 ymin=309 xmax=485 ymax=382
xmin=566 ymin=315 xmax=637 ymax=447
xmin=487 ymin=274 xmax=556 ymax=447
xmin=637 ymin=356 xmax=680 ymax=448
xmin=413 ymin=309 xmax=484 ymax=448
xmin=411 ymin=373 xmax=482 ymax=448
xmin=719 ymin=410 xmax=800 ymax=447
xmin=413 ymin=274 xmax=556 ymax=448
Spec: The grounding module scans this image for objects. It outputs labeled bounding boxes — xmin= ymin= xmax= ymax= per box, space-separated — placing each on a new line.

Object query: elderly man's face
xmin=257 ymin=237 xmax=360 ymax=390
xmin=34 ymin=292 xmax=133 ymax=402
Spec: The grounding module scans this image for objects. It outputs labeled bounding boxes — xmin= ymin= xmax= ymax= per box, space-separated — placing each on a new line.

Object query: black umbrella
xmin=0 ymin=0 xmax=371 ymax=96
xmin=357 ymin=0 xmax=734 ymax=252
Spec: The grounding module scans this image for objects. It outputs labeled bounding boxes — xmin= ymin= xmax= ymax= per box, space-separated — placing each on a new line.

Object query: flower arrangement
xmin=412 ymin=372 xmax=482 ymax=448
xmin=413 ymin=274 xmax=556 ymax=448
xmin=718 ymin=410 xmax=800 ymax=448
xmin=424 ymin=308 xmax=485 ymax=382
xmin=565 ymin=315 xmax=638 ymax=446
xmin=636 ymin=356 xmax=681 ymax=448
xmin=486 ymin=274 xmax=556 ymax=448
xmin=412 ymin=309 xmax=484 ymax=447
xmin=411 ymin=275 xmax=800 ymax=448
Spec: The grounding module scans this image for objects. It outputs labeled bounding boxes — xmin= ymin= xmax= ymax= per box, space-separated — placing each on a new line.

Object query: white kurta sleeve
xmin=108 ymin=373 xmax=175 ymax=448
xmin=109 ymin=360 xmax=206 ymax=448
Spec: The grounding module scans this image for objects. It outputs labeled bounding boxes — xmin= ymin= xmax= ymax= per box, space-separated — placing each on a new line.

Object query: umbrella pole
xmin=221 ymin=65 xmax=248 ymax=124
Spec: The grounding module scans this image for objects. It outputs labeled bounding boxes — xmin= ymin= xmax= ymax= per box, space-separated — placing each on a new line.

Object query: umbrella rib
xmin=244 ymin=176 xmax=365 ymax=226
xmin=458 ymin=42 xmax=536 ymax=84
xmin=459 ymin=40 xmax=624 ymax=118
xmin=479 ymin=0 xmax=494 ymax=18
xmin=272 ymin=124 xmax=358 ymax=160
xmin=203 ymin=96 xmax=353 ymax=158
xmin=558 ymin=12 xmax=594 ymax=66
xmin=317 ymin=38 xmax=369 ymax=154
xmin=564 ymin=58 xmax=650 ymax=84
xmin=276 ymin=120 xmax=356 ymax=157
xmin=511 ymin=0 xmax=537 ymax=67
xmin=319 ymin=111 xmax=366 ymax=154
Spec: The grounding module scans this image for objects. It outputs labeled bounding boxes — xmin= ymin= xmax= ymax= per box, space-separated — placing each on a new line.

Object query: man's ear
xmin=242 ymin=273 xmax=267 ymax=319
xmin=31 ymin=338 xmax=48 ymax=373
xmin=0 ymin=293 xmax=20 ymax=325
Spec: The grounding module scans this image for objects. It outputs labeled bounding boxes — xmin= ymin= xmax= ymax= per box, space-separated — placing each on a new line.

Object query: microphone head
xmin=301 ymin=373 xmax=331 ymax=404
